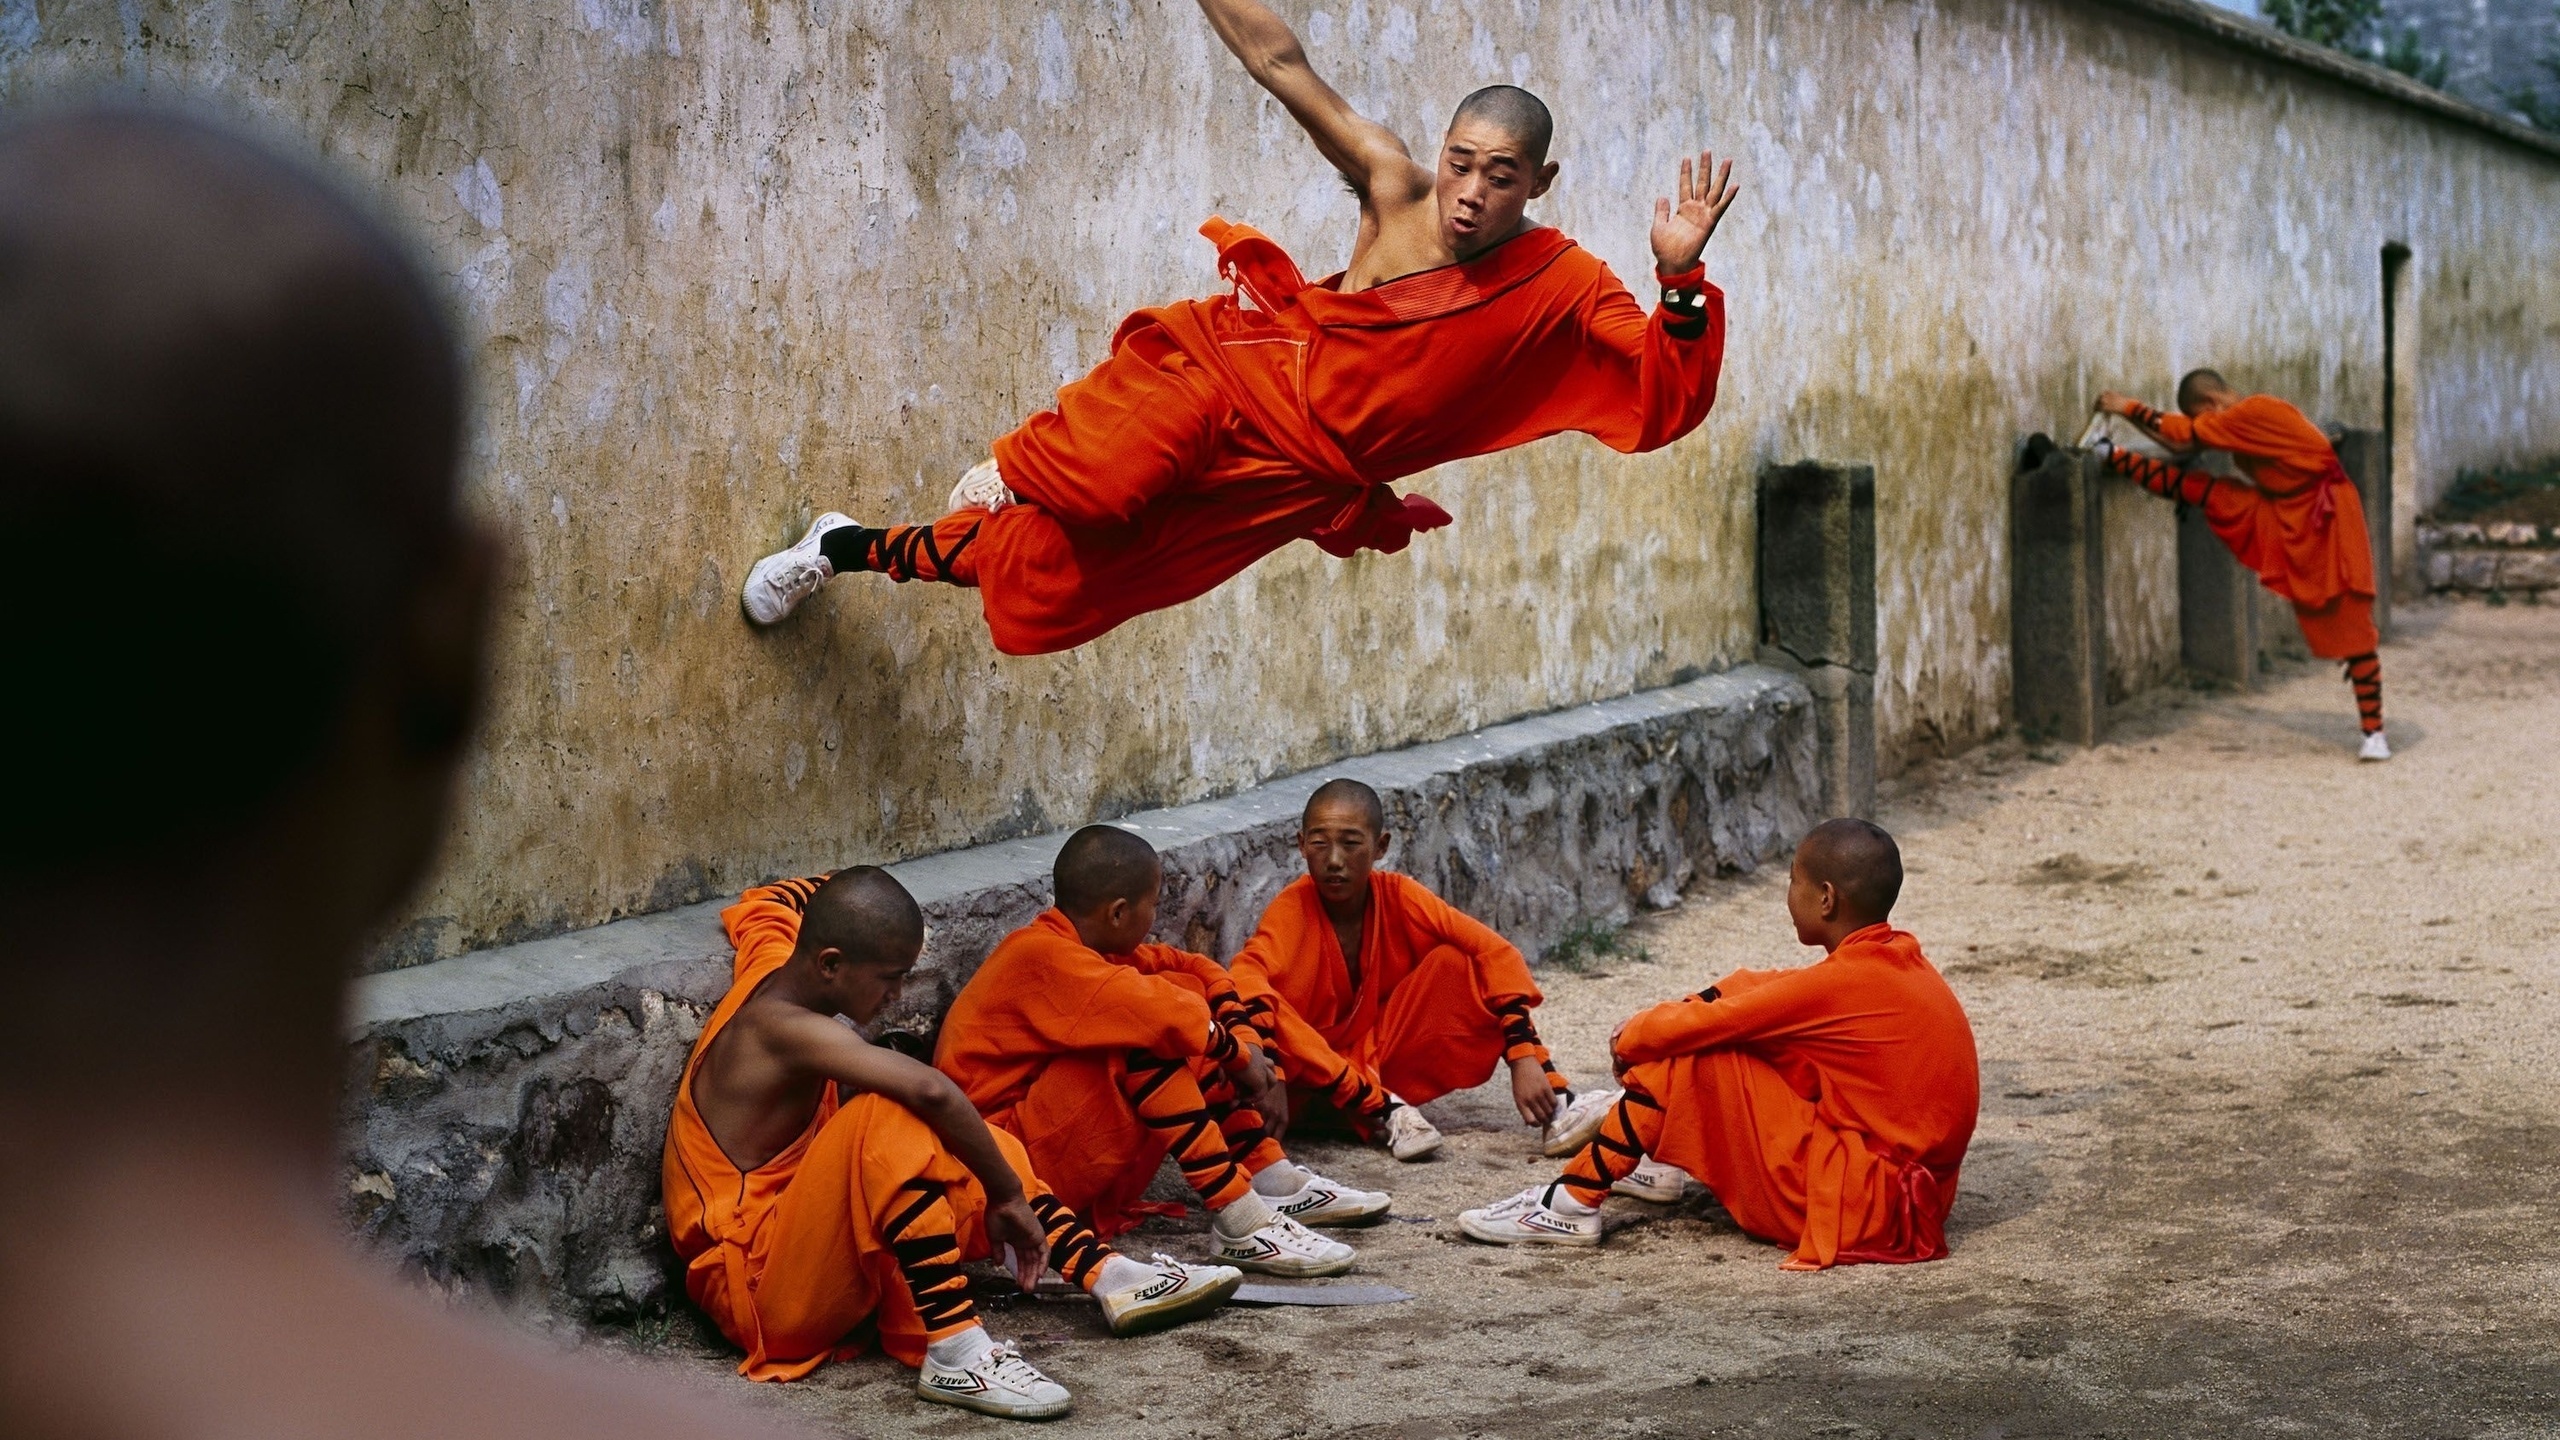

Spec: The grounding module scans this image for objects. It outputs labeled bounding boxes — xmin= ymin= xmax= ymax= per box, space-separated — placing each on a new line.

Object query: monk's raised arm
xmin=1195 ymin=0 xmax=1429 ymax=201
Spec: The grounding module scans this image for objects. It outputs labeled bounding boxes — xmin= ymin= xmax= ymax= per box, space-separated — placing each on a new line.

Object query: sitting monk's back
xmin=935 ymin=908 xmax=1218 ymax=1116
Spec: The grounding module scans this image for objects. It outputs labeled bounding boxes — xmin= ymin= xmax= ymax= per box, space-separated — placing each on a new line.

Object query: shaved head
xmin=2176 ymin=367 xmax=2234 ymax=412
xmin=0 ymin=108 xmax=464 ymax=878
xmin=1053 ymin=824 xmax=1160 ymax=915
xmin=794 ymin=867 xmax=924 ymax=967
xmin=1303 ymin=777 xmax=1385 ymax=833
xmin=1796 ymin=818 xmax=1903 ymax=924
xmin=1449 ymin=84 xmax=1553 ymax=165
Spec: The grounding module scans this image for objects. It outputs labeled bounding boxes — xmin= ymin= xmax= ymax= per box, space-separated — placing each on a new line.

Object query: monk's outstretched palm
xmin=1650 ymin=151 xmax=1738 ymax=277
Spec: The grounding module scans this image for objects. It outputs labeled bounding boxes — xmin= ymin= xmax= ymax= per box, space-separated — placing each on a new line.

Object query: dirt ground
xmin=591 ymin=597 xmax=2560 ymax=1438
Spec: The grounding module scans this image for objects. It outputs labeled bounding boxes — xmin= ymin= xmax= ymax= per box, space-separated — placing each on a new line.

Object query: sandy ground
xmin=590 ymin=597 xmax=2560 ymax=1438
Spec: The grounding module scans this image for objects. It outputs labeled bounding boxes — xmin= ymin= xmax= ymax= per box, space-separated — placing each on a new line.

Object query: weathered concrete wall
xmin=6 ymin=0 xmax=2555 ymax=960
xmin=342 ymin=666 xmax=1813 ymax=1317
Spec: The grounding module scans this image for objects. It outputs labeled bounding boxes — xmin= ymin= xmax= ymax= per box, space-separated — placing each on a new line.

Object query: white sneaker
xmin=916 ymin=1339 xmax=1072 ymax=1419
xmin=740 ymin=512 xmax=853 ymax=626
xmin=947 ymin=457 xmax=1018 ymax=515
xmin=1267 ymin=1169 xmax=1391 ymax=1226
xmin=1611 ymin=1156 xmax=1693 ymax=1204
xmin=1457 ymin=1184 xmax=1603 ymax=1248
xmin=1382 ymin=1104 xmax=1444 ymax=1162
xmin=2360 ymin=730 xmax=2392 ymax=762
xmin=1214 ymin=1212 xmax=1357 ymax=1277
xmin=1097 ymin=1253 xmax=1242 ymax=1337
xmin=1541 ymin=1088 xmax=1621 ymax=1157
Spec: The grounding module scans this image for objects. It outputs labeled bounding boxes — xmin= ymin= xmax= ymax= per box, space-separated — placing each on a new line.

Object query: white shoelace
xmin=983 ymin=1342 xmax=1049 ymax=1389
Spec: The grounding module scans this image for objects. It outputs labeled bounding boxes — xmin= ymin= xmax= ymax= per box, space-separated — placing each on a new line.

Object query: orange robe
xmin=1612 ymin=924 xmax=1979 ymax=1270
xmin=661 ymin=879 xmax=1057 ymax=1380
xmin=933 ymin=909 xmax=1269 ymax=1237
xmin=2145 ymin=394 xmax=2379 ymax=657
xmin=964 ymin=218 xmax=1727 ymax=654
xmin=1229 ymin=872 xmax=1546 ymax=1110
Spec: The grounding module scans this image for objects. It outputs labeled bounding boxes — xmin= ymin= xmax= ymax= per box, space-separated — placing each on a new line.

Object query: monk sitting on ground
xmin=937 ymin=825 xmax=1383 ymax=1276
xmin=2091 ymin=371 xmax=2389 ymax=761
xmin=736 ymin=0 xmax=1736 ymax=655
xmin=1457 ymin=820 xmax=1980 ymax=1269
xmin=665 ymin=868 xmax=1240 ymax=1419
xmin=1229 ymin=778 xmax=1622 ymax=1162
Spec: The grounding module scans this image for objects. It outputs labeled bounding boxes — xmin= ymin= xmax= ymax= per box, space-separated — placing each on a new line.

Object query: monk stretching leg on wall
xmin=666 ymin=869 xmax=1241 ymax=1419
xmin=2093 ymin=370 xmax=2390 ymax=761
xmin=939 ymin=826 xmax=1384 ymax=1273
xmin=738 ymin=0 xmax=1737 ymax=655
xmin=1456 ymin=821 xmax=1981 ymax=1269
xmin=1230 ymin=779 xmax=1624 ymax=1163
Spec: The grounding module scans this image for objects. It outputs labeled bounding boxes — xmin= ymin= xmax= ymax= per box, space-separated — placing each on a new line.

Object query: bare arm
xmin=1196 ymin=0 xmax=1429 ymax=201
xmin=767 ymin=1011 xmax=1046 ymax=1288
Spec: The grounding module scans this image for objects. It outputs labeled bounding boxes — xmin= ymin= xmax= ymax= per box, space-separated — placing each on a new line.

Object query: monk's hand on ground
xmin=983 ymin=1193 xmax=1050 ymax=1293
xmin=1510 ymin=1056 xmax=1560 ymax=1126
xmin=1650 ymin=149 xmax=1738 ymax=277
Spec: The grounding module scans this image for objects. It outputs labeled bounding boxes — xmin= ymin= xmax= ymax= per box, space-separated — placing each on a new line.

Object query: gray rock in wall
xmin=341 ymin=666 xmax=1816 ymax=1321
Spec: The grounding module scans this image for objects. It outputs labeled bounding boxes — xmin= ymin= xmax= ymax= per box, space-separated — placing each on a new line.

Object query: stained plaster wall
xmin=6 ymin=0 xmax=2554 ymax=963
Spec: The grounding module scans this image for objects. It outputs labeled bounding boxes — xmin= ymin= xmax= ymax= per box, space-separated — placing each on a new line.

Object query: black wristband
xmin=1660 ymin=281 xmax=1708 ymax=339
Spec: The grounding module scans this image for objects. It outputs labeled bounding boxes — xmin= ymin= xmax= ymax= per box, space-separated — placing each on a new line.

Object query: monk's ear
xmin=1818 ymin=881 xmax=1842 ymax=920
xmin=811 ymin=944 xmax=845 ymax=977
xmin=1530 ymin=160 xmax=1558 ymax=200
xmin=1373 ymin=828 xmax=1394 ymax=859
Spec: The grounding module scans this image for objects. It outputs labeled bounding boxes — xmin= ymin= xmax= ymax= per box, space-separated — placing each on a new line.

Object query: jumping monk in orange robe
xmin=663 ymin=868 xmax=1243 ymax=1419
xmin=1229 ymin=778 xmax=1624 ymax=1164
xmin=936 ymin=825 xmax=1388 ymax=1273
xmin=1456 ymin=820 xmax=1981 ymax=1270
xmin=2094 ymin=369 xmax=2390 ymax=761
xmin=736 ymin=0 xmax=1738 ymax=655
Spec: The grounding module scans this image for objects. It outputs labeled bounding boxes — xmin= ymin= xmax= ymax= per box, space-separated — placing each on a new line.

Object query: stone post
xmin=2331 ymin=426 xmax=2393 ymax=641
xmin=2178 ymin=504 xmax=2258 ymax=688
xmin=2010 ymin=442 xmax=2108 ymax=746
xmin=1756 ymin=461 xmax=1876 ymax=821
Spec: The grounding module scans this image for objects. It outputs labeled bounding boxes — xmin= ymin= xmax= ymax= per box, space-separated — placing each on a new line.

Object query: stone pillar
xmin=1756 ymin=461 xmax=1876 ymax=821
xmin=2331 ymin=426 xmax=2393 ymax=642
xmin=2178 ymin=504 xmax=2258 ymax=688
xmin=2010 ymin=442 xmax=2108 ymax=746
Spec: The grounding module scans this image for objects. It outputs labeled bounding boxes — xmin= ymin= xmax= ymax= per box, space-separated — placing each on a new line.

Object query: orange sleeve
xmin=1613 ymin=964 xmax=1845 ymax=1064
xmin=1392 ymin=876 xmax=1538 ymax=1009
xmin=1002 ymin=930 xmax=1222 ymax=1060
xmin=1545 ymin=265 xmax=1725 ymax=456
xmin=2189 ymin=395 xmax=2328 ymax=467
xmin=718 ymin=875 xmax=830 ymax=982
xmin=1129 ymin=944 xmax=1270 ymax=1061
xmin=1229 ymin=902 xmax=1360 ymax=1087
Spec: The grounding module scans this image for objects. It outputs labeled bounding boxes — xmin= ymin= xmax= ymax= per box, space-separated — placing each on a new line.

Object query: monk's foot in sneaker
xmin=1264 ymin=1167 xmax=1391 ymax=1227
xmin=1383 ymin=1103 xmax=1443 ymax=1162
xmin=2360 ymin=729 xmax=2392 ymax=762
xmin=1541 ymin=1087 xmax=1620 ymax=1157
xmin=947 ymin=457 xmax=1018 ymax=515
xmin=1611 ymin=1156 xmax=1694 ymax=1204
xmin=1212 ymin=1195 xmax=1357 ymax=1276
xmin=916 ymin=1328 xmax=1072 ymax=1419
xmin=1458 ymin=1184 xmax=1603 ymax=1248
xmin=740 ymin=512 xmax=853 ymax=626
xmin=1096 ymin=1253 xmax=1242 ymax=1338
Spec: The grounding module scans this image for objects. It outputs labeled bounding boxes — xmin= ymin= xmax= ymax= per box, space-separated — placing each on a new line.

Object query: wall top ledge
xmin=2102 ymin=0 xmax=2560 ymax=161
xmin=348 ymin=664 xmax=1807 ymax=1037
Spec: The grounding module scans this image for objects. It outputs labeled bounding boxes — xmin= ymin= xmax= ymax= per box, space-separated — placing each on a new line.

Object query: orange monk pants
xmin=1282 ymin=943 xmax=1550 ymax=1121
xmin=994 ymin=1050 xmax=1284 ymax=1239
xmin=1572 ymin=1053 xmax=1830 ymax=1255
xmin=734 ymin=1093 xmax=1097 ymax=1377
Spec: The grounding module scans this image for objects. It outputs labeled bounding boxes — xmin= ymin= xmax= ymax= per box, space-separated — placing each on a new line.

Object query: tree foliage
xmin=2264 ymin=0 xmax=2382 ymax=50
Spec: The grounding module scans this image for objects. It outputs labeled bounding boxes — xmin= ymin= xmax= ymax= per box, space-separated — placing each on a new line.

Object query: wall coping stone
xmin=2103 ymin=0 xmax=2560 ymax=162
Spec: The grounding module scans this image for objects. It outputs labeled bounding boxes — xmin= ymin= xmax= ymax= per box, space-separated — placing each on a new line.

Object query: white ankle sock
xmin=925 ymin=1324 xmax=995 ymax=1369
xmin=1250 ymin=1160 xmax=1310 ymax=1196
xmin=1213 ymin=1191 xmax=1279 ymax=1237
xmin=1545 ymin=1181 xmax=1601 ymax=1217
xmin=1093 ymin=1254 xmax=1155 ymax=1294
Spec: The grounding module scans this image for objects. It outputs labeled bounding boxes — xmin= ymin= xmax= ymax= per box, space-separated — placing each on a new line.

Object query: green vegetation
xmin=1545 ymin=918 xmax=1653 ymax=973
xmin=2434 ymin=458 xmax=2560 ymax=528
xmin=2264 ymin=0 xmax=2450 ymax=92
xmin=2505 ymin=8 xmax=2560 ymax=131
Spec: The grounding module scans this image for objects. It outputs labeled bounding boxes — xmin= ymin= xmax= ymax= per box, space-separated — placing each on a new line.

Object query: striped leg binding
xmin=881 ymin=1175 xmax=980 ymax=1338
xmin=2106 ymin=447 xmax=2221 ymax=508
xmin=1027 ymin=1192 xmax=1109 ymax=1291
xmin=2344 ymin=652 xmax=2384 ymax=734
xmin=818 ymin=514 xmax=984 ymax=585
xmin=1121 ymin=1050 xmax=1254 ymax=1210
xmin=1557 ymin=1086 xmax=1666 ymax=1204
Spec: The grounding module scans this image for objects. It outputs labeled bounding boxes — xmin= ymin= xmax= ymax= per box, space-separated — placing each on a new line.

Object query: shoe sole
xmin=1456 ymin=1213 xmax=1603 ymax=1247
xmin=914 ymin=1383 xmax=1073 ymax=1420
xmin=1103 ymin=1270 xmax=1244 ymax=1338
xmin=1540 ymin=1107 xmax=1614 ymax=1158
xmin=739 ymin=515 xmax=844 ymax=627
xmin=1220 ymin=1249 xmax=1357 ymax=1278
xmin=1286 ymin=1195 xmax=1393 ymax=1228
xmin=1388 ymin=1134 xmax=1444 ymax=1162
xmin=1609 ymin=1181 xmax=1687 ymax=1204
